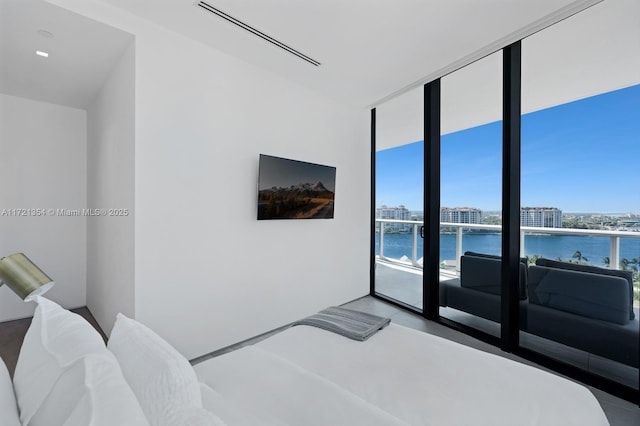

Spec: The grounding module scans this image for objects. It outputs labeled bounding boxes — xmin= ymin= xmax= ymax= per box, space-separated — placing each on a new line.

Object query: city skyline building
xmin=376 ymin=205 xmax=412 ymax=232
xmin=441 ymin=207 xmax=483 ymax=224
xmin=377 ymin=204 xmax=640 ymax=231
xmin=521 ymin=207 xmax=563 ymax=228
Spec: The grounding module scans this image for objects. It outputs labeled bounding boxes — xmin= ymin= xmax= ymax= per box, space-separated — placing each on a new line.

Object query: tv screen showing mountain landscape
xmin=257 ymin=154 xmax=336 ymax=220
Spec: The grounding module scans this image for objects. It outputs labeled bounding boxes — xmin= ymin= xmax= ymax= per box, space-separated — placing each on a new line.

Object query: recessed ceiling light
xmin=37 ymin=30 xmax=54 ymax=38
xmin=36 ymin=50 xmax=49 ymax=58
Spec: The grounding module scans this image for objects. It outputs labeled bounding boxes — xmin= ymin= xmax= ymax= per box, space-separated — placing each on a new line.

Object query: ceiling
xmin=0 ymin=0 xmax=133 ymax=109
xmin=0 ymin=0 xmax=598 ymax=108
xmin=97 ymin=0 xmax=595 ymax=108
xmin=1 ymin=0 xmax=636 ymax=115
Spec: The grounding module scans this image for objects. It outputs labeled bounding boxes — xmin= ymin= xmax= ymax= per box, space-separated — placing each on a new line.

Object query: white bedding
xmin=195 ymin=345 xmax=407 ymax=425
xmin=194 ymin=323 xmax=609 ymax=426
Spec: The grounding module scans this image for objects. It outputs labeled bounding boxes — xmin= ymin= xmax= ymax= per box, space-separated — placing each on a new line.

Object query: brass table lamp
xmin=0 ymin=253 xmax=55 ymax=301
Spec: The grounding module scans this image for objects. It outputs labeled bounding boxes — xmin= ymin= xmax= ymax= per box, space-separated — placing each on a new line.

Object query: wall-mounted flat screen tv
xmin=257 ymin=154 xmax=336 ymax=220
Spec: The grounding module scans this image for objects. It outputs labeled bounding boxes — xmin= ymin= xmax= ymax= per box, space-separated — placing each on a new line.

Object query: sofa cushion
xmin=525 ymin=303 xmax=639 ymax=367
xmin=461 ymin=252 xmax=528 ymax=300
xmin=529 ymin=265 xmax=630 ymax=325
xmin=442 ymin=279 xmax=529 ymax=324
xmin=464 ymin=251 xmax=527 ymax=265
xmin=536 ymin=258 xmax=635 ymax=320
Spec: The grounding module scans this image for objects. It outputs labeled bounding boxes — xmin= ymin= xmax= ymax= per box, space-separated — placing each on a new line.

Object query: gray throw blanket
xmin=292 ymin=306 xmax=391 ymax=341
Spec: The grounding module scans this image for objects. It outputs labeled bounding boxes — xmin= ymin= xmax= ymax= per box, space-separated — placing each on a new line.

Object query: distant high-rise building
xmin=440 ymin=207 xmax=482 ymax=224
xmin=520 ymin=207 xmax=563 ymax=228
xmin=376 ymin=205 xmax=412 ymax=232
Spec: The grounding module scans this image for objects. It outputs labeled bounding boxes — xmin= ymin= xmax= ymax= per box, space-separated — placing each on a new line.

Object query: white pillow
xmin=13 ymin=296 xmax=108 ymax=424
xmin=167 ymin=406 xmax=227 ymax=426
xmin=0 ymin=357 xmax=21 ymax=426
xmin=30 ymin=353 xmax=149 ymax=426
xmin=108 ymin=313 xmax=203 ymax=426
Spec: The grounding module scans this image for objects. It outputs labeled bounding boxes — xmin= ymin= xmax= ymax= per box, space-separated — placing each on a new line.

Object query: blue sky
xmin=376 ymin=84 xmax=639 ymax=213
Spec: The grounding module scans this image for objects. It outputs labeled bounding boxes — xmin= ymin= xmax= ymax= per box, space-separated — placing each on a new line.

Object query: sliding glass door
xmin=519 ymin=2 xmax=640 ymax=391
xmin=438 ymin=52 xmax=504 ymax=337
xmin=373 ymin=88 xmax=424 ymax=310
xmin=371 ymin=0 xmax=638 ymax=403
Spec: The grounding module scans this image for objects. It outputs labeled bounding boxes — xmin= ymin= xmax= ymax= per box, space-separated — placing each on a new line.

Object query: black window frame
xmin=370 ymin=40 xmax=640 ymax=404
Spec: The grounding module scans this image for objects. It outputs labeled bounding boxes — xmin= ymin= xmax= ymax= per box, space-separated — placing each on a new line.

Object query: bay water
xmin=375 ymin=232 xmax=640 ymax=267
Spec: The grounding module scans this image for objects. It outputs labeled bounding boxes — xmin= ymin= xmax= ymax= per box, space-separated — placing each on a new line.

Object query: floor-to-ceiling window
xmin=373 ymin=88 xmax=424 ymax=309
xmin=519 ymin=1 xmax=640 ymax=391
xmin=371 ymin=0 xmax=639 ymax=401
xmin=438 ymin=52 xmax=504 ymax=337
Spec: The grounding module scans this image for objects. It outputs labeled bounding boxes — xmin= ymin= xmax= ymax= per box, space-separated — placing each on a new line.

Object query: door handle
xmin=420 ymin=226 xmax=425 ymax=239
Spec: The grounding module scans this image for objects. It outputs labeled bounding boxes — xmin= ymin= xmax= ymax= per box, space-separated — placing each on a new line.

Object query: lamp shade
xmin=0 ymin=253 xmax=55 ymax=301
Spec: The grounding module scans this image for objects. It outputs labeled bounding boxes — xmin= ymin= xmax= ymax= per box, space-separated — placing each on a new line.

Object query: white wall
xmin=0 ymin=93 xmax=87 ymax=320
xmin=49 ymin=0 xmax=370 ymax=359
xmin=87 ymin=41 xmax=135 ymax=335
xmin=132 ymin=14 xmax=370 ymax=360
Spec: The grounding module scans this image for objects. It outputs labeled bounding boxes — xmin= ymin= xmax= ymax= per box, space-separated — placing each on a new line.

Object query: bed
xmin=2 ymin=297 xmax=610 ymax=426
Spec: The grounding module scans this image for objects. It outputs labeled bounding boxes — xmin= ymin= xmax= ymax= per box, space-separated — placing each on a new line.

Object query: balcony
xmin=375 ymin=217 xmax=639 ymax=312
xmin=374 ymin=219 xmax=640 ymax=389
xmin=376 ymin=219 xmax=640 ymax=275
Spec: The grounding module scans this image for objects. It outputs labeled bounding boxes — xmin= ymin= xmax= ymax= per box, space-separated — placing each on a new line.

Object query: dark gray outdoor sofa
xmin=440 ymin=252 xmax=528 ymax=324
xmin=440 ymin=252 xmax=639 ymax=368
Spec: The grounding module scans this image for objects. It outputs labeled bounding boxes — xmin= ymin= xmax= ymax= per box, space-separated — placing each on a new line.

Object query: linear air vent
xmin=196 ymin=1 xmax=321 ymax=66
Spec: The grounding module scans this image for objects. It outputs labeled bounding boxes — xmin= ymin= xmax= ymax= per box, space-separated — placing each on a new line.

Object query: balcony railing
xmin=375 ymin=219 xmax=640 ymax=273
